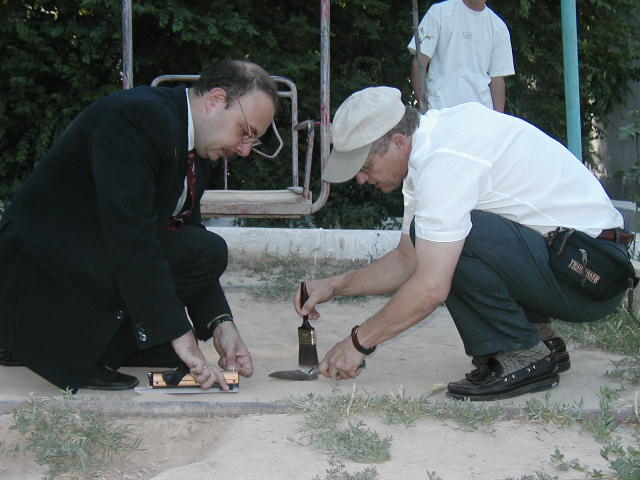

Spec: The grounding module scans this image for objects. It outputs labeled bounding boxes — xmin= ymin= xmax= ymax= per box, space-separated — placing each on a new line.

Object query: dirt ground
xmin=0 ymin=267 xmax=638 ymax=479
xmin=2 ymin=412 xmax=637 ymax=480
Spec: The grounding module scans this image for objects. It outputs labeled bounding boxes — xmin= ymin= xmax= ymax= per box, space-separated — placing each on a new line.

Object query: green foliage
xmin=552 ymin=437 xmax=640 ymax=480
xmin=0 ymin=0 xmax=122 ymax=202
xmin=2 ymin=1 xmax=639 ymax=227
xmin=313 ymin=457 xmax=379 ymax=480
xmin=551 ymin=448 xmax=605 ymax=478
xmin=499 ymin=474 xmax=558 ymax=480
xmin=583 ymin=386 xmax=622 ymax=443
xmin=552 ymin=306 xmax=640 ymax=356
xmin=518 ymin=392 xmax=581 ymax=427
xmin=492 ymin=0 xmax=640 ymax=162
xmin=600 ymin=438 xmax=640 ymax=480
xmin=427 ymin=397 xmax=503 ymax=432
xmin=10 ymin=392 xmax=141 ymax=480
xmin=606 ymin=355 xmax=640 ymax=385
xmin=324 ymin=421 xmax=393 ymax=463
xmin=233 ymin=248 xmax=369 ymax=301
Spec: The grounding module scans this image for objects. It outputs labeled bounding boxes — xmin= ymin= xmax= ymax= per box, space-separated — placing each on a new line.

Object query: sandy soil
xmin=0 ymin=267 xmax=638 ymax=479
xmin=1 ymin=412 xmax=636 ymax=480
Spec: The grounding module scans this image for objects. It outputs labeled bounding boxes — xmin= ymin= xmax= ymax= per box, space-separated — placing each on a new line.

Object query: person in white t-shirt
xmin=293 ymin=87 xmax=635 ymax=401
xmin=408 ymin=0 xmax=515 ymax=112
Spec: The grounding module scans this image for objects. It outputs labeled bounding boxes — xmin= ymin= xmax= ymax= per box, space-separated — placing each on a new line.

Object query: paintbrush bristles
xmin=298 ymin=281 xmax=319 ymax=367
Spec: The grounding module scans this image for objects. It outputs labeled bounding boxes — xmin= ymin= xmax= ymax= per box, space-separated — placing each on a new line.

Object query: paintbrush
xmin=298 ymin=281 xmax=319 ymax=367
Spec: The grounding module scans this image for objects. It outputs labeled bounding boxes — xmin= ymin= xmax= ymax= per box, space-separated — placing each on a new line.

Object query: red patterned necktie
xmin=165 ymin=150 xmax=197 ymax=230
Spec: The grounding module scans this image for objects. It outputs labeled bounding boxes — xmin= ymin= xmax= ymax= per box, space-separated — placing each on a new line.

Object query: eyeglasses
xmin=359 ymin=155 xmax=374 ymax=175
xmin=235 ymin=97 xmax=262 ymax=147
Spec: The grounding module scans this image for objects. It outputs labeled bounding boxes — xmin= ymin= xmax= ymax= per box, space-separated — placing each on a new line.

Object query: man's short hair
xmin=370 ymin=106 xmax=421 ymax=157
xmin=192 ymin=60 xmax=279 ymax=112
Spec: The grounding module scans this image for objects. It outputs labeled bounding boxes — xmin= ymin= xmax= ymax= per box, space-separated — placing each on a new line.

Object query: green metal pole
xmin=561 ymin=0 xmax=583 ymax=161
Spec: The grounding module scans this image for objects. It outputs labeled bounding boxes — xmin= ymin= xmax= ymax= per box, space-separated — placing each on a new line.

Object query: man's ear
xmin=205 ymin=87 xmax=228 ymax=112
xmin=391 ymin=132 xmax=406 ymax=149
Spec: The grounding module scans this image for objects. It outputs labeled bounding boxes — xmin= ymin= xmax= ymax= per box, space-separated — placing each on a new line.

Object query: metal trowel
xmin=268 ymin=360 xmax=366 ymax=381
xmin=269 ymin=364 xmax=320 ymax=381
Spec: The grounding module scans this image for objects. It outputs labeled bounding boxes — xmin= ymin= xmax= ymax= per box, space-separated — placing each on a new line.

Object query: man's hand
xmin=318 ymin=336 xmax=366 ymax=380
xmin=171 ymin=329 xmax=230 ymax=390
xmin=293 ymin=279 xmax=336 ymax=320
xmin=213 ymin=322 xmax=253 ymax=377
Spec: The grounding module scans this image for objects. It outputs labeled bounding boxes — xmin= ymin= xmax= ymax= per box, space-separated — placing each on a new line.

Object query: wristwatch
xmin=208 ymin=314 xmax=234 ymax=334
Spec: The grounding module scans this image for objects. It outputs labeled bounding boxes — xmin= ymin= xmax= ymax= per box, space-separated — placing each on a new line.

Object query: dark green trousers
xmin=413 ymin=211 xmax=628 ymax=357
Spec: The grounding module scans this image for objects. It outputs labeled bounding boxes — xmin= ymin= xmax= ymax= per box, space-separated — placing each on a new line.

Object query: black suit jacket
xmin=0 ymin=86 xmax=203 ymax=389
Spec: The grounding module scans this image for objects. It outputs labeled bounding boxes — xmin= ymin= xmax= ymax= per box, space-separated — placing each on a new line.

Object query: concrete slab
xmin=0 ymin=289 xmax=636 ymax=414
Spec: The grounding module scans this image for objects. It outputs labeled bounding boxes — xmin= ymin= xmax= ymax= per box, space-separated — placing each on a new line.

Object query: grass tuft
xmin=10 ymin=392 xmax=141 ymax=480
xmin=518 ymin=393 xmax=581 ymax=427
xmin=553 ymin=306 xmax=640 ymax=356
xmin=322 ymin=421 xmax=392 ymax=463
xmin=582 ymin=386 xmax=623 ymax=442
xmin=313 ymin=457 xmax=378 ymax=480
xmin=499 ymin=473 xmax=559 ymax=480
xmin=606 ymin=356 xmax=640 ymax=385
xmin=234 ymin=248 xmax=370 ymax=301
xmin=428 ymin=398 xmax=503 ymax=432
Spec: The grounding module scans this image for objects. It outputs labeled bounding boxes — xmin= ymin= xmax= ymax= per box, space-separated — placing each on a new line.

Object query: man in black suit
xmin=0 ymin=59 xmax=278 ymax=391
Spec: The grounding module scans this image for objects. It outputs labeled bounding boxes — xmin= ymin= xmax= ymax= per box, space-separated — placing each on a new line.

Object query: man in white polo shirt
xmin=293 ymin=87 xmax=635 ymax=401
xmin=408 ymin=0 xmax=515 ymax=112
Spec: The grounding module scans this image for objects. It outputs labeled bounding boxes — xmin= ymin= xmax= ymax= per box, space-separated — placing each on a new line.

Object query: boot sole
xmin=446 ymin=373 xmax=559 ymax=402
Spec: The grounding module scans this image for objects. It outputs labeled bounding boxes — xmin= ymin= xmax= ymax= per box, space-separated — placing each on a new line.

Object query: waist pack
xmin=547 ymin=228 xmax=637 ymax=301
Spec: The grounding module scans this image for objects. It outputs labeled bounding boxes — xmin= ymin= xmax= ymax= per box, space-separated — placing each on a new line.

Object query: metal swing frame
xmin=121 ymin=0 xmax=331 ymax=218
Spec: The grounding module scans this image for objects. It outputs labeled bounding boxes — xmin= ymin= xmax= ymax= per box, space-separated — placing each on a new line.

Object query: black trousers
xmin=102 ymin=225 xmax=231 ymax=368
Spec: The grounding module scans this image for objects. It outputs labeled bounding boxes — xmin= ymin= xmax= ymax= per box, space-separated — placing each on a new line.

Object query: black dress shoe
xmin=82 ymin=365 xmax=139 ymax=391
xmin=447 ymin=355 xmax=559 ymax=401
xmin=543 ymin=337 xmax=570 ymax=372
xmin=0 ymin=346 xmax=23 ymax=366
xmin=471 ymin=336 xmax=571 ymax=373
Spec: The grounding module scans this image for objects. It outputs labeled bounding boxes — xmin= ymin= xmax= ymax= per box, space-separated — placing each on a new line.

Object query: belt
xmin=597 ymin=228 xmax=635 ymax=245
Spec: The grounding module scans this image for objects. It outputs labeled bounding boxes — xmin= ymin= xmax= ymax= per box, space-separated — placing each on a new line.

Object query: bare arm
xmin=353 ymin=237 xmax=463 ymax=347
xmin=295 ymin=234 xmax=417 ymax=319
xmin=318 ymin=237 xmax=464 ymax=379
xmin=411 ymin=55 xmax=431 ymax=110
xmin=489 ymin=76 xmax=506 ymax=112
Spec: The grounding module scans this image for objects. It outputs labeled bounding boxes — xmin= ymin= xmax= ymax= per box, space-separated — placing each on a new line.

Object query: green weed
xmin=498 ymin=473 xmax=558 ymax=480
xmin=10 ymin=392 xmax=141 ymax=480
xmin=583 ymin=386 xmax=623 ymax=442
xmin=600 ymin=436 xmax=640 ymax=480
xmin=553 ymin=307 xmax=640 ymax=356
xmin=606 ymin=355 xmax=640 ymax=385
xmin=425 ymin=470 xmax=444 ymax=480
xmin=288 ymin=390 xmax=391 ymax=463
xmin=428 ymin=398 xmax=503 ymax=432
xmin=518 ymin=393 xmax=581 ymax=427
xmin=313 ymin=457 xmax=378 ymax=480
xmin=367 ymin=387 xmax=441 ymax=427
xmin=321 ymin=421 xmax=392 ymax=463
xmin=234 ymin=248 xmax=369 ymax=301
xmin=550 ymin=448 xmax=605 ymax=478
xmin=551 ymin=427 xmax=640 ymax=480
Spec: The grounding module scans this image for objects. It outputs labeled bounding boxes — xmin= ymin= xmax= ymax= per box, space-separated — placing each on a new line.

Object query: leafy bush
xmin=2 ymin=0 xmax=639 ymax=228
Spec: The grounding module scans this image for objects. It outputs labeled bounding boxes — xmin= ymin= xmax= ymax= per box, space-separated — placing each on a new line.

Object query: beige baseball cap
xmin=323 ymin=87 xmax=406 ymax=183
